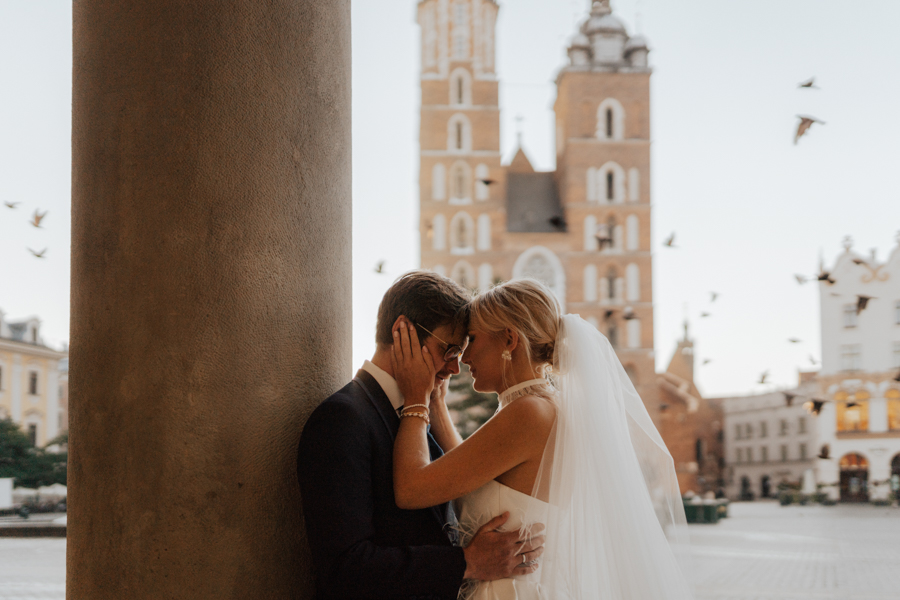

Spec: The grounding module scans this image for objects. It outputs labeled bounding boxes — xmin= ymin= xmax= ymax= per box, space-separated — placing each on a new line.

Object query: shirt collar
xmin=361 ymin=360 xmax=405 ymax=413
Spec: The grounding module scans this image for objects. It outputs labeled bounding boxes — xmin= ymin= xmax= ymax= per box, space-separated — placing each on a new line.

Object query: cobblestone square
xmin=1 ymin=501 xmax=897 ymax=599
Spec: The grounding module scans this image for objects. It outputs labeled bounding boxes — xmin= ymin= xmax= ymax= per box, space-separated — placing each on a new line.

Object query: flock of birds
xmin=3 ymin=201 xmax=48 ymax=258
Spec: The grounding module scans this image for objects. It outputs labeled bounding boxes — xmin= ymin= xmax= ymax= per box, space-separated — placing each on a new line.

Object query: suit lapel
xmin=353 ymin=370 xmax=452 ymax=532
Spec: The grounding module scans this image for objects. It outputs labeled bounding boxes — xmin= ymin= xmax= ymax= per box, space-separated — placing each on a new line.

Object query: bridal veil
xmin=531 ymin=314 xmax=695 ymax=599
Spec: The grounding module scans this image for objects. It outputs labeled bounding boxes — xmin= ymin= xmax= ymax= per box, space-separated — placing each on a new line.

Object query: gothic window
xmin=606 ymin=172 xmax=614 ymax=201
xmin=628 ymin=168 xmax=640 ymax=202
xmin=606 ymin=267 xmax=618 ymax=303
xmin=452 ymin=261 xmax=476 ymax=290
xmin=584 ymin=265 xmax=597 ymax=302
xmin=448 ymin=114 xmax=471 ymax=153
xmin=28 ymin=423 xmax=37 ymax=447
xmin=449 ymin=212 xmax=475 ymax=254
xmin=29 ymin=372 xmax=38 ymax=395
xmin=432 ymin=214 xmax=446 ymax=250
xmin=450 ymin=68 xmax=472 ymax=106
xmin=606 ymin=216 xmax=617 ymax=249
xmin=626 ymin=215 xmax=639 ymax=250
xmin=432 ymin=163 xmax=446 ymax=200
xmin=477 ymin=214 xmax=491 ymax=250
xmin=450 ymin=161 xmax=471 ymax=202
xmin=475 ymin=164 xmax=490 ymax=200
xmin=626 ymin=264 xmax=640 ymax=302
xmin=596 ymin=98 xmax=624 ymax=140
xmin=596 ymin=162 xmax=625 ymax=203
xmin=627 ymin=318 xmax=641 ymax=349
xmin=478 ymin=263 xmax=493 ymax=291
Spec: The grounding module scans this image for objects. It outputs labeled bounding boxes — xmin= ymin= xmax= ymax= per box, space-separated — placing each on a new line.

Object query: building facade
xmin=417 ymin=0 xmax=659 ymax=410
xmin=813 ymin=236 xmax=900 ymax=502
xmin=0 ymin=309 xmax=67 ymax=447
xmin=722 ymin=386 xmax=819 ymax=500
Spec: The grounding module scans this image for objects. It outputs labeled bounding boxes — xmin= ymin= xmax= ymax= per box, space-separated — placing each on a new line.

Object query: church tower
xmin=417 ymin=0 xmax=659 ymax=411
xmin=417 ymin=0 xmax=504 ymax=291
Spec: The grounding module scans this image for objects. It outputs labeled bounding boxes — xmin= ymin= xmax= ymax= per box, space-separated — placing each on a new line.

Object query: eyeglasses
xmin=413 ymin=322 xmax=466 ymax=363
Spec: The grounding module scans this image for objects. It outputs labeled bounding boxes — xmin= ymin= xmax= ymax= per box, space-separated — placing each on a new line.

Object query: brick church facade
xmin=417 ymin=0 xmax=723 ymax=494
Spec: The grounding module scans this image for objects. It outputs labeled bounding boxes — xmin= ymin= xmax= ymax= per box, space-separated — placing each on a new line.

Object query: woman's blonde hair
xmin=468 ymin=278 xmax=562 ymax=379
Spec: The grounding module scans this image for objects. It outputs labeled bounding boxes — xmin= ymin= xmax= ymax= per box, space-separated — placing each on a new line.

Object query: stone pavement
xmin=0 ymin=501 xmax=897 ymax=599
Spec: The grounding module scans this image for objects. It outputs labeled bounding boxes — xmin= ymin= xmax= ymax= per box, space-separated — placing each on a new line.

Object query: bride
xmin=391 ymin=279 xmax=695 ymax=599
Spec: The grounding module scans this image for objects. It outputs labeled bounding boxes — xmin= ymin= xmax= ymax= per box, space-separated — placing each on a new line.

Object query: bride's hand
xmin=390 ymin=318 xmax=437 ymax=409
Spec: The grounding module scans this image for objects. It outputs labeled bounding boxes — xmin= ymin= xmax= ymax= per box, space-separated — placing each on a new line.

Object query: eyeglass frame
xmin=413 ymin=322 xmax=467 ymax=363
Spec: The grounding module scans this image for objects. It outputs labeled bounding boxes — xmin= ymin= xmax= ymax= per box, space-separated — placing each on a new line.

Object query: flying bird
xmin=856 ymin=295 xmax=874 ymax=315
xmin=846 ymin=401 xmax=859 ymax=409
xmin=594 ymin=224 xmax=612 ymax=249
xmin=817 ymin=444 xmax=830 ymax=460
xmin=604 ymin=309 xmax=615 ymax=320
xmin=27 ymin=247 xmax=47 ymax=258
xmin=478 ymin=179 xmax=497 ymax=186
xmin=804 ymin=399 xmax=825 ymax=416
xmin=794 ymin=115 xmax=825 ymax=145
xmin=758 ymin=371 xmax=769 ymax=385
xmin=30 ymin=209 xmax=47 ymax=228
xmin=374 ymin=261 xmax=386 ymax=274
xmin=710 ymin=292 xmax=719 ymax=303
xmin=3 ymin=201 xmax=19 ymax=209
xmin=623 ymin=307 xmax=637 ymax=321
xmin=702 ymin=359 xmax=712 ymax=366
xmin=809 ymin=355 xmax=819 ymax=366
xmin=700 ymin=312 xmax=711 ymax=318
xmin=817 ymin=270 xmax=836 ymax=285
xmin=663 ymin=233 xmax=676 ymax=248
xmin=788 ymin=338 xmax=802 ymax=344
xmin=795 ymin=274 xmax=809 ymax=284
xmin=798 ymin=77 xmax=819 ymax=89
xmin=549 ymin=216 xmax=567 ymax=230
xmin=852 ymin=258 xmax=868 ymax=266
xmin=783 ymin=392 xmax=798 ymax=406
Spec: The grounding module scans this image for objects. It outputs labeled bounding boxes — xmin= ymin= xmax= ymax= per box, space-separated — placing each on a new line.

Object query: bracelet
xmin=401 ymin=404 xmax=429 ymax=413
xmin=400 ymin=411 xmax=430 ymax=425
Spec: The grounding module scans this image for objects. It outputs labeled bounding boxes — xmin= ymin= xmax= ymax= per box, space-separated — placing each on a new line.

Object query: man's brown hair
xmin=375 ymin=270 xmax=470 ymax=346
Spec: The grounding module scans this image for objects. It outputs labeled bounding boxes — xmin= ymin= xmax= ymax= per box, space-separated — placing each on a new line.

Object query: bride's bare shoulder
xmin=500 ymin=394 xmax=557 ymax=425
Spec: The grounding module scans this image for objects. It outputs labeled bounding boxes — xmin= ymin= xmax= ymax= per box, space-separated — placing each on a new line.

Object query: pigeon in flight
xmin=856 ymin=295 xmax=874 ymax=315
xmin=798 ymin=77 xmax=819 ymax=89
xmin=30 ymin=209 xmax=47 ymax=228
xmin=549 ymin=216 xmax=567 ymax=230
xmin=805 ymin=399 xmax=825 ymax=416
xmin=809 ymin=354 xmax=818 ymax=366
xmin=817 ymin=444 xmax=830 ymax=459
xmin=663 ymin=233 xmax=676 ymax=248
xmin=795 ymin=115 xmax=825 ymax=145
xmin=788 ymin=338 xmax=802 ymax=344
xmin=478 ymin=179 xmax=497 ymax=186
xmin=702 ymin=359 xmax=712 ymax=366
xmin=3 ymin=201 xmax=19 ymax=209
xmin=27 ymin=247 xmax=47 ymax=258
xmin=710 ymin=292 xmax=719 ymax=303
xmin=758 ymin=371 xmax=769 ymax=385
xmin=700 ymin=312 xmax=711 ymax=318
xmin=374 ymin=261 xmax=386 ymax=274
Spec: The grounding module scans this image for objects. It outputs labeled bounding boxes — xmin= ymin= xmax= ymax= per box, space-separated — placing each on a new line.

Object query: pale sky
xmin=1 ymin=1 xmax=898 ymax=397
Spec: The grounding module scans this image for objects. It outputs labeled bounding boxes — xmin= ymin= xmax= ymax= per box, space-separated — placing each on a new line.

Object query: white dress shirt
xmin=361 ymin=360 xmax=405 ymax=415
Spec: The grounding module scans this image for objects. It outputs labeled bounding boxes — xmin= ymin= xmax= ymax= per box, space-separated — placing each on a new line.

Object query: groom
xmin=297 ymin=271 xmax=542 ymax=600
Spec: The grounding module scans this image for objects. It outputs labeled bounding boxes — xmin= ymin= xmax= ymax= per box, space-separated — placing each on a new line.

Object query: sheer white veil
xmin=532 ymin=314 xmax=695 ymax=599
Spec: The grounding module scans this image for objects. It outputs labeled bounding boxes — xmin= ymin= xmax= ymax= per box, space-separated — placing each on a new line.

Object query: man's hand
xmin=462 ymin=512 xmax=546 ymax=581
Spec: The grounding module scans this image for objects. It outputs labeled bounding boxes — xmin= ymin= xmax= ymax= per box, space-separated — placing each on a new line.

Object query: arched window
xmin=449 ymin=212 xmax=475 ymax=254
xmin=835 ymin=389 xmax=870 ymax=432
xmin=584 ymin=215 xmax=597 ymax=251
xmin=432 ymin=163 xmax=446 ymax=201
xmin=627 ymin=318 xmax=641 ymax=349
xmin=596 ymin=162 xmax=625 ymax=203
xmin=584 ymin=265 xmax=597 ymax=302
xmin=452 ymin=260 xmax=476 ymax=289
xmin=475 ymin=164 xmax=490 ymax=200
xmin=626 ymin=263 xmax=640 ymax=302
xmin=512 ymin=246 xmax=566 ymax=309
xmin=432 ymin=214 xmax=446 ymax=251
xmin=626 ymin=215 xmax=639 ymax=250
xmin=478 ymin=263 xmax=493 ymax=291
xmin=449 ymin=161 xmax=471 ymax=203
xmin=477 ymin=214 xmax=491 ymax=250
xmin=596 ymin=98 xmax=625 ymax=140
xmin=606 ymin=216 xmax=617 ymax=250
xmin=628 ymin=168 xmax=640 ymax=202
xmin=586 ymin=167 xmax=597 ymax=202
xmin=886 ymin=388 xmax=900 ymax=431
xmin=449 ymin=68 xmax=472 ymax=106
xmin=447 ymin=114 xmax=472 ymax=153
xmin=605 ymin=267 xmax=618 ymax=304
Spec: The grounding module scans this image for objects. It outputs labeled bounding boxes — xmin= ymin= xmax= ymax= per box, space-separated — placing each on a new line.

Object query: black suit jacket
xmin=297 ymin=369 xmax=466 ymax=600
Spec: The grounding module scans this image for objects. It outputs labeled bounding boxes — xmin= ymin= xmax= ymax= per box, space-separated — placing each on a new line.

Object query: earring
xmin=501 ymin=350 xmax=512 ymax=361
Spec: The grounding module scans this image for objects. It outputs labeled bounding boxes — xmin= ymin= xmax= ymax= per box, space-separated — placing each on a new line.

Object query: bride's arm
xmin=390 ymin=322 xmax=551 ymax=510
xmin=428 ymin=380 xmax=463 ymax=452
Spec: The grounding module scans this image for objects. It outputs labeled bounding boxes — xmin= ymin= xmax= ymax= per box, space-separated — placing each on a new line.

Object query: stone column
xmin=68 ymin=2 xmax=350 ymax=598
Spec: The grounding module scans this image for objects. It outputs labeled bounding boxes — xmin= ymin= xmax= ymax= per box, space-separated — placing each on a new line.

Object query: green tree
xmin=446 ymin=365 xmax=498 ymax=439
xmin=0 ymin=418 xmax=67 ymax=488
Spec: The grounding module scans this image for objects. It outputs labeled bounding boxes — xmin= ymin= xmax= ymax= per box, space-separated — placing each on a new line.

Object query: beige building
xmin=0 ymin=309 xmax=67 ymax=447
xmin=417 ymin=0 xmax=659 ymax=408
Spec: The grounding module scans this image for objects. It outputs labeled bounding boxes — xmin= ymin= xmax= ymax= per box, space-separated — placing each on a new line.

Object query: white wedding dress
xmin=453 ymin=316 xmax=695 ymax=600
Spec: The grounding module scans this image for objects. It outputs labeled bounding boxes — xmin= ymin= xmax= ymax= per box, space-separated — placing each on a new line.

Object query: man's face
xmin=422 ymin=322 xmax=468 ymax=385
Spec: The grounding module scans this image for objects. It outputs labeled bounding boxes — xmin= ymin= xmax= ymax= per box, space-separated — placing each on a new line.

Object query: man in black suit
xmin=298 ymin=271 xmax=543 ymax=599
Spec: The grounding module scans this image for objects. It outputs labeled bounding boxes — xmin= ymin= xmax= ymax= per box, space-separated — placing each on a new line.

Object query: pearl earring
xmin=501 ymin=350 xmax=512 ymax=361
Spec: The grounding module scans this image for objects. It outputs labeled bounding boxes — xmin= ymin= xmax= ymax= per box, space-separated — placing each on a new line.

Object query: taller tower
xmin=417 ymin=0 xmax=504 ymax=291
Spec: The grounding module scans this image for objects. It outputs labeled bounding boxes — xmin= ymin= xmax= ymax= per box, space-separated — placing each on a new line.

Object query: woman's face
xmin=461 ymin=327 xmax=507 ymax=393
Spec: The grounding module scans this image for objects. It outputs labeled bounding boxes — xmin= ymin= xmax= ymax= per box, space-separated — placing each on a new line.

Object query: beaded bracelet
xmin=401 ymin=404 xmax=429 ymax=413
xmin=400 ymin=411 xmax=430 ymax=425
